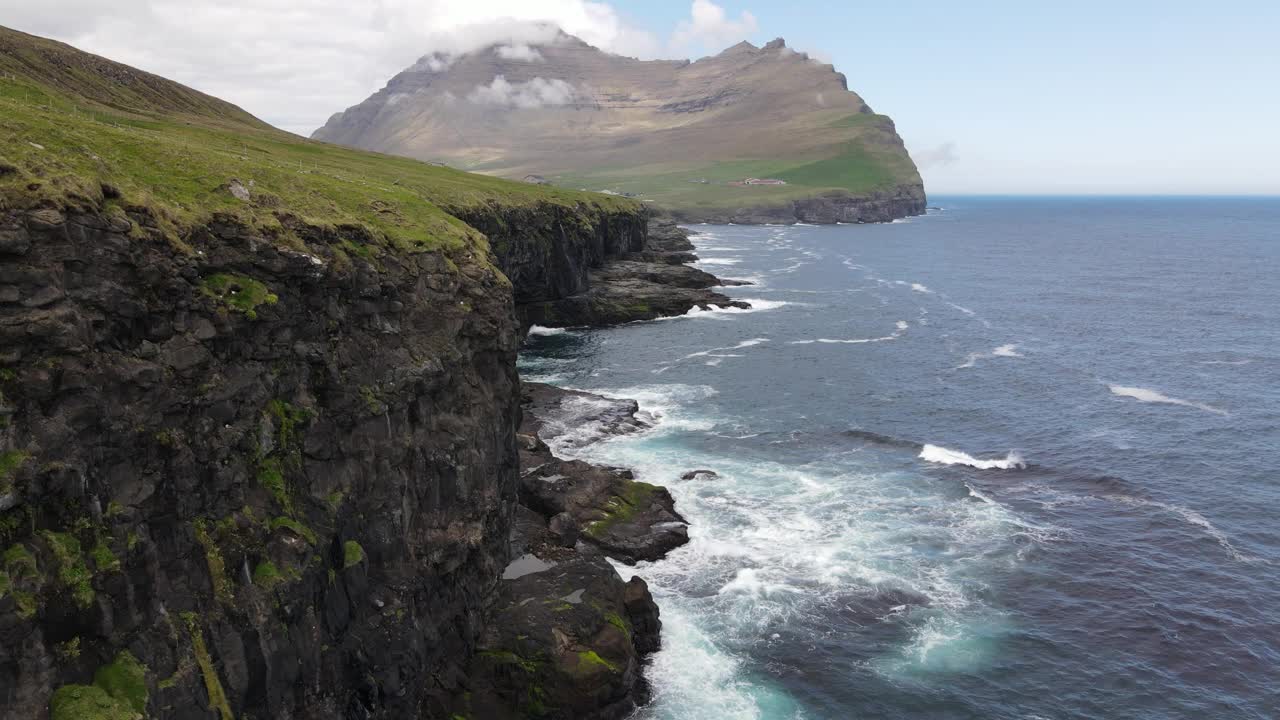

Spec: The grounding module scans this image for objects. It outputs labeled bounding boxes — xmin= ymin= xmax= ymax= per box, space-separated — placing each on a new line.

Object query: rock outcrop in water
xmin=516 ymin=220 xmax=749 ymax=329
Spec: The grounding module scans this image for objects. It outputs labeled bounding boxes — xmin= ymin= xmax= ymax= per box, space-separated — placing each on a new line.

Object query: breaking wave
xmin=1108 ymin=385 xmax=1228 ymax=416
xmin=920 ymin=444 xmax=1026 ymax=470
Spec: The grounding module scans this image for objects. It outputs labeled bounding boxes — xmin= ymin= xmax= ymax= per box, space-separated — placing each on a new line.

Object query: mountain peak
xmin=721 ymin=40 xmax=759 ymax=55
xmin=763 ymin=38 xmax=787 ymax=50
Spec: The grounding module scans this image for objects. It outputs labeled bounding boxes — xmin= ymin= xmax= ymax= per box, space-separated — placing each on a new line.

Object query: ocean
xmin=518 ymin=197 xmax=1280 ymax=719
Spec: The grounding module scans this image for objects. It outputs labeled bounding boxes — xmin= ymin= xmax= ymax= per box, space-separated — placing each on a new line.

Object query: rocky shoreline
xmin=456 ymin=221 xmax=737 ymax=718
xmin=453 ymin=384 xmax=683 ymax=719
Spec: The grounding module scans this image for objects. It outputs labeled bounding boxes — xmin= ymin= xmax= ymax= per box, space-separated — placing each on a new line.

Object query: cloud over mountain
xmin=4 ymin=1 xmax=759 ymax=135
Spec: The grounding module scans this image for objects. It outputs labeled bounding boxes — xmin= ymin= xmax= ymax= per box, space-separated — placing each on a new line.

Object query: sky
xmin=4 ymin=0 xmax=1278 ymax=195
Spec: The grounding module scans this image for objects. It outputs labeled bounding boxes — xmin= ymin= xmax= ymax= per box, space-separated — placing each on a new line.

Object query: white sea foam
xmin=1197 ymin=359 xmax=1252 ymax=366
xmin=673 ymin=299 xmax=792 ymax=319
xmin=946 ymin=302 xmax=976 ymax=316
xmin=910 ymin=283 xmax=933 ymax=294
xmin=559 ymin=403 xmax=1036 ymax=713
xmin=695 ymin=257 xmax=742 ymax=266
xmin=956 ymin=343 xmax=1024 ymax=369
xmin=526 ymin=325 xmax=567 ymax=337
xmin=790 ymin=320 xmax=908 ymax=345
xmin=1108 ymin=385 xmax=1228 ymax=416
xmin=1110 ymin=495 xmax=1261 ymax=564
xmin=682 ymin=338 xmax=770 ymax=359
xmin=920 ymin=444 xmax=1026 ymax=470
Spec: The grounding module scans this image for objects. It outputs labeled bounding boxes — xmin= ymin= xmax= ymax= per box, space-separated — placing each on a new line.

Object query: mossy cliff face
xmin=0 ymin=198 xmax=524 ymax=718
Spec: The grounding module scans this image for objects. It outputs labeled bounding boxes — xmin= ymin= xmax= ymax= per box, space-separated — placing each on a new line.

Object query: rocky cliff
xmin=0 ymin=199 xmax=523 ymax=719
xmin=0 ymin=25 xmax=698 ymax=720
xmin=313 ymin=29 xmax=925 ymax=223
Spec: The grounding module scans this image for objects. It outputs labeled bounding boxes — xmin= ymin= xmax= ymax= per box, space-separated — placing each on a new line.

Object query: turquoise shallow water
xmin=519 ymin=197 xmax=1280 ymax=719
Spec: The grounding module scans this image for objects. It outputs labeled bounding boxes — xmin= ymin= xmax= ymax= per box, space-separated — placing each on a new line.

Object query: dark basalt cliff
xmin=0 ymin=195 xmax=695 ymax=719
xmin=0 ymin=200 xmax=523 ymax=719
xmin=667 ymin=185 xmax=927 ymax=225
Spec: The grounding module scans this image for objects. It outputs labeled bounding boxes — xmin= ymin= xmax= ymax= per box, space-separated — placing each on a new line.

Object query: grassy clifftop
xmin=0 ymin=25 xmax=640 ymax=258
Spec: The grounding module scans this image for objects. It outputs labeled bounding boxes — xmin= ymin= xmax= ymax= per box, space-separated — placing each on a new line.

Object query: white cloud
xmin=2 ymin=1 xmax=759 ymax=134
xmin=671 ymin=0 xmax=758 ymax=56
xmin=914 ymin=141 xmax=959 ymax=169
xmin=467 ymin=76 xmax=579 ymax=108
xmin=496 ymin=44 xmax=545 ymax=62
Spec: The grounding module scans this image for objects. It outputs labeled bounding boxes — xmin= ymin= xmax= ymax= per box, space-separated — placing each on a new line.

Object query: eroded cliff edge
xmin=0 ymin=196 xmax=689 ymax=719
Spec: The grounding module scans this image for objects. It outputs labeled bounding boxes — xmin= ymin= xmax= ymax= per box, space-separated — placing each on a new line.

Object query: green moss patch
xmin=252 ymin=561 xmax=283 ymax=590
xmin=478 ymin=650 xmax=541 ymax=674
xmin=191 ymin=520 xmax=233 ymax=604
xmin=0 ymin=449 xmax=29 ymax=481
xmin=256 ymin=458 xmax=290 ymax=513
xmin=93 ymin=651 xmax=148 ymax=714
xmin=43 ymin=531 xmax=93 ymax=608
xmin=50 ymin=683 xmax=138 ymax=720
xmin=605 ymin=611 xmax=631 ymax=638
xmin=584 ymin=480 xmax=659 ymax=539
xmin=342 ymin=540 xmax=365 ymax=569
xmin=183 ymin=613 xmax=233 ymax=720
xmin=575 ymin=650 xmax=619 ymax=674
xmin=269 ymin=516 xmax=316 ymax=545
xmin=200 ymin=273 xmax=277 ymax=320
xmin=49 ymin=650 xmax=148 ymax=720
xmin=91 ymin=539 xmax=121 ymax=574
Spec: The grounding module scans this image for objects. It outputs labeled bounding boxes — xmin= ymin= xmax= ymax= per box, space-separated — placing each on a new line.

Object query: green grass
xmin=252 ymin=560 xmax=283 ymax=589
xmin=200 ymin=273 xmax=277 ymax=319
xmin=92 ymin=651 xmax=149 ymax=715
xmin=0 ymin=25 xmax=638 ymax=263
xmin=775 ymin=143 xmax=899 ymax=192
xmin=554 ymin=145 xmax=911 ymax=214
xmin=270 ymin=516 xmax=316 ymax=545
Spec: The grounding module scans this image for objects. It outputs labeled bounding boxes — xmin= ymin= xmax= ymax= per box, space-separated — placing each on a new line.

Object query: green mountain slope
xmin=0 ymin=25 xmax=638 ymax=257
xmin=313 ymin=35 xmax=925 ymax=223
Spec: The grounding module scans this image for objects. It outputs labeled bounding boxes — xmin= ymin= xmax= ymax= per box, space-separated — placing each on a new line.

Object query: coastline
xmin=462 ymin=221 xmax=748 ymax=718
xmin=455 ymin=221 xmax=747 ymax=712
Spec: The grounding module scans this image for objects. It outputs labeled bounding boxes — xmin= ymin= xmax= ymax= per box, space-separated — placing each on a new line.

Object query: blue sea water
xmin=518 ymin=197 xmax=1280 ymax=719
